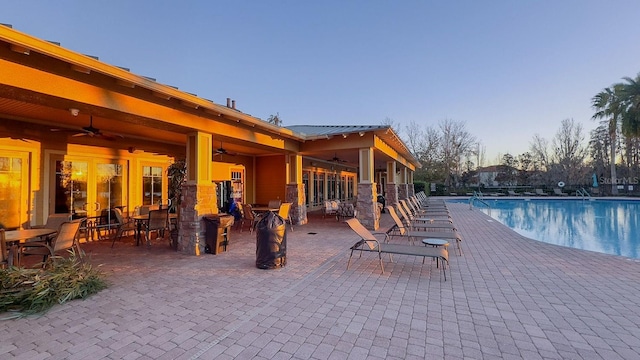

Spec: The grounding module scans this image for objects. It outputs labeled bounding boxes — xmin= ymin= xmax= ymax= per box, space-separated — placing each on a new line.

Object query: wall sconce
xmin=69 ymin=108 xmax=79 ymax=116
xmin=359 ymin=132 xmax=365 ymax=137
xmin=342 ymin=134 xmax=348 ymax=138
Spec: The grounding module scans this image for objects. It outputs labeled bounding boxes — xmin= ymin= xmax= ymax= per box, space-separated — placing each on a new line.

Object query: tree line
xmin=392 ymin=72 xmax=640 ymax=195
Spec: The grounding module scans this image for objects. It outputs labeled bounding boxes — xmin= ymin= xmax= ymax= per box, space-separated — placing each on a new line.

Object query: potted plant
xmin=167 ymin=159 xmax=186 ymax=249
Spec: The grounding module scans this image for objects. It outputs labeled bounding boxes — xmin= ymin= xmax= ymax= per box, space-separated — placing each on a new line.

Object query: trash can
xmin=256 ymin=211 xmax=287 ymax=269
xmin=203 ymin=214 xmax=235 ymax=254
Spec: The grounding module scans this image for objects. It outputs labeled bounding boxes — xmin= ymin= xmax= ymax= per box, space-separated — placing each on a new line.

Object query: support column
xmin=356 ymin=148 xmax=379 ymax=229
xmin=286 ymin=154 xmax=307 ymax=225
xmin=408 ymin=171 xmax=415 ymax=197
xmin=385 ymin=161 xmax=398 ymax=207
xmin=178 ymin=132 xmax=216 ymax=255
xmin=398 ymin=167 xmax=409 ymax=200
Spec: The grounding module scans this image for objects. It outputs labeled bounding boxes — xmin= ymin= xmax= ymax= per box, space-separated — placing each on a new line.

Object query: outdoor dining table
xmin=131 ymin=213 xmax=177 ymax=246
xmin=252 ymin=206 xmax=279 ymax=213
xmin=4 ymin=228 xmax=57 ymax=266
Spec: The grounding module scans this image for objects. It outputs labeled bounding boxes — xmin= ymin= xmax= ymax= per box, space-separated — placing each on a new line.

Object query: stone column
xmin=286 ymin=183 xmax=307 ymax=225
xmin=409 ymin=183 xmax=415 ymax=197
xmin=398 ymin=183 xmax=409 ymax=200
xmin=385 ymin=183 xmax=398 ymax=207
xmin=357 ymin=183 xmax=379 ymax=230
xmin=178 ymin=183 xmax=217 ymax=255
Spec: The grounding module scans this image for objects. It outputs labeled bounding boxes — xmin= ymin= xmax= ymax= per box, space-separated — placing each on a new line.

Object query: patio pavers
xmin=2 ymin=203 xmax=640 ymax=359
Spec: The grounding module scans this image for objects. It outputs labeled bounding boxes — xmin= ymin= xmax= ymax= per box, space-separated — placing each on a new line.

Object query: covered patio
xmin=4 ymin=202 xmax=640 ymax=359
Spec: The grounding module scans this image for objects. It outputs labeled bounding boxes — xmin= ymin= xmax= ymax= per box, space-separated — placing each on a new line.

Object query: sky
xmin=4 ymin=0 xmax=640 ymax=164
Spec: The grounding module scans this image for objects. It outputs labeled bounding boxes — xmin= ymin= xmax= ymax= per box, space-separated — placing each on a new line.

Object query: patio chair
xmin=268 ymin=199 xmax=282 ymax=209
xmin=111 ymin=208 xmax=137 ymax=247
xmin=143 ymin=209 xmax=169 ymax=246
xmin=240 ymin=203 xmax=260 ymax=233
xmin=19 ymin=219 xmax=83 ymax=266
xmin=278 ymin=202 xmax=293 ymax=231
xmin=31 ymin=213 xmax=70 ymax=241
xmin=323 ymin=200 xmax=338 ymax=219
xmin=345 ymin=218 xmax=448 ymax=279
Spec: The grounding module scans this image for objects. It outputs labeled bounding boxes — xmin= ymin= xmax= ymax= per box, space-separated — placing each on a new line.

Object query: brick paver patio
xmin=2 ymin=202 xmax=640 ymax=359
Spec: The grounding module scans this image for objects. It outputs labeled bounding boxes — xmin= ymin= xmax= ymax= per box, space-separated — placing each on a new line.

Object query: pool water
xmin=463 ymin=199 xmax=640 ymax=259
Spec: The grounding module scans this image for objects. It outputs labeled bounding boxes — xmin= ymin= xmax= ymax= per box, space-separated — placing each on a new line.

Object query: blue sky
xmin=4 ymin=1 xmax=640 ymax=164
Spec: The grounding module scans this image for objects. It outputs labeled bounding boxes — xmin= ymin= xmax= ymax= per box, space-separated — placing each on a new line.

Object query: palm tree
xmin=592 ymin=85 xmax=623 ymax=195
xmin=620 ymin=73 xmax=640 ymax=139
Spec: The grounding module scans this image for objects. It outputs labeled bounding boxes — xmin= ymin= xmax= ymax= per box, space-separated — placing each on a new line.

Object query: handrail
xmin=469 ymin=191 xmax=491 ymax=210
xmin=576 ymin=188 xmax=591 ymax=199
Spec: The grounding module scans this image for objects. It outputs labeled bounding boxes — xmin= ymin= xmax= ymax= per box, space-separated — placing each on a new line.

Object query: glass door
xmin=0 ymin=151 xmax=29 ymax=229
xmin=54 ymin=160 xmax=89 ymax=217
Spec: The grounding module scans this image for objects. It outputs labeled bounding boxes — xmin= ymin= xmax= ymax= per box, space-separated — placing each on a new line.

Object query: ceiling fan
xmin=328 ymin=153 xmax=348 ymax=163
xmin=214 ymin=141 xmax=237 ymax=157
xmin=51 ymin=115 xmax=122 ymax=141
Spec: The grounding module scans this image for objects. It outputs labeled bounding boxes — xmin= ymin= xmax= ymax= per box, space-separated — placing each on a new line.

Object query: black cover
xmin=255 ymin=211 xmax=287 ymax=269
xmin=203 ymin=214 xmax=234 ymax=254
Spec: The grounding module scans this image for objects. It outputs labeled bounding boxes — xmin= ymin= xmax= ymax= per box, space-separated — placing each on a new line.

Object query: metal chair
xmin=143 ymin=209 xmax=169 ymax=246
xmin=19 ymin=219 xmax=83 ymax=266
xmin=240 ymin=203 xmax=260 ymax=233
xmin=111 ymin=208 xmax=137 ymax=247
xmin=278 ymin=202 xmax=293 ymax=231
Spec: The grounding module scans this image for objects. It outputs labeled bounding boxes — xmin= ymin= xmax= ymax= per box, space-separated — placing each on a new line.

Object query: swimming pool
xmin=457 ymin=199 xmax=640 ymax=259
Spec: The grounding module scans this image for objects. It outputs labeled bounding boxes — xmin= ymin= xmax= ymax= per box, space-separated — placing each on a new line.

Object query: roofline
xmin=0 ymin=24 xmax=304 ymax=141
xmin=0 ymin=24 xmax=420 ymax=168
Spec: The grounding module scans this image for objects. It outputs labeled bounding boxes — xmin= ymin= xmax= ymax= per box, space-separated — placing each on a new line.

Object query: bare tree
xmin=381 ymin=117 xmax=400 ymax=135
xmin=439 ymin=119 xmax=477 ymax=187
xmin=529 ymin=134 xmax=551 ymax=171
xmin=551 ymin=118 xmax=588 ymax=185
xmin=404 ymin=120 xmax=426 ymax=156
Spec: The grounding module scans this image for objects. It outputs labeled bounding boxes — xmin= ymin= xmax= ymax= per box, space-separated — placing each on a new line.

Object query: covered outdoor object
xmin=256 ymin=211 xmax=287 ymax=269
xmin=203 ymin=214 xmax=234 ymax=254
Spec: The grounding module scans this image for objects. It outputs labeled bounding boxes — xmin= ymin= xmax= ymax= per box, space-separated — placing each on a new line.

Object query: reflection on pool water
xmin=462 ymin=199 xmax=640 ymax=259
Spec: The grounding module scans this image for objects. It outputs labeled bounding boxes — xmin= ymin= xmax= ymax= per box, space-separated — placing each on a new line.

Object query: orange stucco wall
xmin=255 ymin=155 xmax=286 ymax=205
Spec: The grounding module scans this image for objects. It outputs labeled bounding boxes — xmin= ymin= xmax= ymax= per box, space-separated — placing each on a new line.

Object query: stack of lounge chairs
xmin=343 ymin=191 xmax=462 ymax=280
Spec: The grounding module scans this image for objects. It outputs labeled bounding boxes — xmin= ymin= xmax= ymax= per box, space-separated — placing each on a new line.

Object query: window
xmin=313 ymin=171 xmax=324 ymax=206
xmin=231 ymin=170 xmax=244 ymax=202
xmin=142 ymin=166 xmax=163 ymax=205
xmin=327 ymin=173 xmax=336 ymax=200
xmin=303 ymin=171 xmax=310 ymax=206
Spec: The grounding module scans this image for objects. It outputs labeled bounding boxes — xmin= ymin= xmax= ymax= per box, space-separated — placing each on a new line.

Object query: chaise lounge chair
xmin=387 ymin=206 xmax=463 ymax=256
xmin=344 ymin=218 xmax=448 ymax=280
xmin=535 ymin=189 xmax=549 ymax=196
xmin=553 ymin=188 xmax=569 ymax=196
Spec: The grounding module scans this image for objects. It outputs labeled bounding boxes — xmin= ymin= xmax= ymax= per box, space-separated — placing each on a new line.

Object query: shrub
xmin=0 ymin=251 xmax=107 ymax=318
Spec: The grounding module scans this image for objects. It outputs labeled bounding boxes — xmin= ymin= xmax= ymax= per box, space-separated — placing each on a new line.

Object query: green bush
xmin=0 ymin=251 xmax=107 ymax=318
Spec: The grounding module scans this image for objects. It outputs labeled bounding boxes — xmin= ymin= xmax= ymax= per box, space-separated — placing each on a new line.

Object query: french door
xmin=50 ymin=155 xmax=127 ymax=218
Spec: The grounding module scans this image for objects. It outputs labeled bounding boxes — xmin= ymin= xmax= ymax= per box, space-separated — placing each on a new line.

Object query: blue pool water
xmin=456 ymin=199 xmax=640 ymax=259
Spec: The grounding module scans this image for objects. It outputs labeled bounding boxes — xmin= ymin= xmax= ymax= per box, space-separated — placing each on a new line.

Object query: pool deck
xmin=3 ymin=201 xmax=640 ymax=359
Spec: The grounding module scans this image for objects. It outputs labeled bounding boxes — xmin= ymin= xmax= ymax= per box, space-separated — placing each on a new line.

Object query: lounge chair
xmin=507 ymin=190 xmax=521 ymax=196
xmin=344 ymin=218 xmax=448 ymax=280
xmin=535 ymin=189 xmax=549 ymax=196
xmin=553 ymin=188 xmax=569 ymax=196
xmin=523 ymin=191 xmax=535 ymax=196
xmin=386 ymin=206 xmax=463 ymax=255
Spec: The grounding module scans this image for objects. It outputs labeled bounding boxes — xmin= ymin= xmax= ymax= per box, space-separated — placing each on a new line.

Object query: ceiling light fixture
xmin=69 ymin=108 xmax=79 ymax=116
